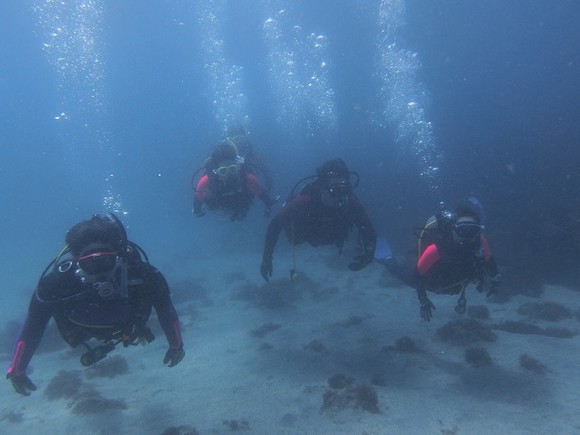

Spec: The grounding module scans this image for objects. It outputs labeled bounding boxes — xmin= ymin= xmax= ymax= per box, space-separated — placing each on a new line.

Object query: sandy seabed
xmin=2 ymin=245 xmax=580 ymax=435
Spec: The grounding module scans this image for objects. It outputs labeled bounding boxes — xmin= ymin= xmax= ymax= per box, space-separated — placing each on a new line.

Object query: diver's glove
xmin=163 ymin=347 xmax=185 ymax=368
xmin=348 ymin=253 xmax=373 ymax=271
xmin=476 ymin=274 xmax=501 ymax=297
xmin=193 ymin=205 xmax=205 ymax=217
xmin=261 ymin=256 xmax=273 ymax=282
xmin=7 ymin=373 xmax=37 ymax=396
xmin=419 ymin=296 xmax=436 ymax=322
xmin=487 ymin=274 xmax=502 ymax=297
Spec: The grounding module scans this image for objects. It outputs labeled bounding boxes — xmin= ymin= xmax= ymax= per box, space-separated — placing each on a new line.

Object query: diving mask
xmin=328 ymin=180 xmax=351 ymax=198
xmin=77 ymin=251 xmax=118 ymax=276
xmin=213 ymin=156 xmax=245 ymax=178
xmin=214 ymin=164 xmax=239 ymax=178
xmin=453 ymin=220 xmax=481 ymax=244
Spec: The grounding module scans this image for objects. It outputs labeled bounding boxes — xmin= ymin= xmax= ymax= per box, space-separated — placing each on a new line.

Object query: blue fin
xmin=374 ymin=236 xmax=393 ymax=263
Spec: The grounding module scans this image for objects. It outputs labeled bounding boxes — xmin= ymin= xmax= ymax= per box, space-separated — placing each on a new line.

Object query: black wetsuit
xmin=7 ymin=259 xmax=182 ymax=377
xmin=386 ymin=236 xmax=499 ymax=296
xmin=263 ymin=183 xmax=376 ymax=261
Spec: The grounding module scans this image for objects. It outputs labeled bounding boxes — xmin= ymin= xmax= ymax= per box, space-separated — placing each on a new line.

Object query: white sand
xmin=2 ymin=243 xmax=580 ymax=435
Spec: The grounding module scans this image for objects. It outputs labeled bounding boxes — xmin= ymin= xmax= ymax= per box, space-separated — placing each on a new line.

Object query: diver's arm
xmin=415 ymin=281 xmax=429 ymax=304
xmin=477 ymin=237 xmax=501 ymax=295
xmin=349 ymin=196 xmax=377 ymax=269
xmin=263 ymin=212 xmax=284 ymax=260
xmin=416 ymin=280 xmax=436 ymax=322
xmin=260 ymin=208 xmax=287 ymax=281
xmin=483 ymin=256 xmax=499 ymax=278
xmin=147 ymin=266 xmax=183 ymax=350
xmin=143 ymin=265 xmax=184 ymax=367
xmin=193 ymin=197 xmax=204 ymax=217
xmin=7 ymin=292 xmax=53 ymax=378
xmin=249 ymin=152 xmax=273 ymax=193
xmin=246 ymin=173 xmax=276 ymax=215
xmin=480 ymin=237 xmax=499 ymax=277
xmin=414 ymin=247 xmax=440 ymax=321
xmin=193 ymin=175 xmax=209 ymax=216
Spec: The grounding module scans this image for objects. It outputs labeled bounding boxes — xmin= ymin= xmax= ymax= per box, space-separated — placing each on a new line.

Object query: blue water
xmin=2 ymin=0 xmax=579 ymax=311
xmin=1 ymin=0 xmax=580 ymax=430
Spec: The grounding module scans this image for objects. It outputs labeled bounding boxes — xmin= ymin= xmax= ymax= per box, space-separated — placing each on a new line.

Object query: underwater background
xmin=1 ymin=0 xmax=580 ymax=395
xmin=2 ymin=1 xmax=580 ymax=433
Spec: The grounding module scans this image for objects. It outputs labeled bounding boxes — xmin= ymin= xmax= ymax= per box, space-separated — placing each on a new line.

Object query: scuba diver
xmin=193 ymin=133 xmax=277 ymax=221
xmin=375 ymin=198 xmax=501 ymax=322
xmin=260 ymin=158 xmax=376 ymax=282
xmin=6 ymin=214 xmax=185 ymax=396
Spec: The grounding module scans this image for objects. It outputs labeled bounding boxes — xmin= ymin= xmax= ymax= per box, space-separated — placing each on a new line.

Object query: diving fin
xmin=374 ymin=236 xmax=393 ymax=264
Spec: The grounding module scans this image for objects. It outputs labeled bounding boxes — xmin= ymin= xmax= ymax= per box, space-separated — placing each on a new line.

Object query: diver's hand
xmin=194 ymin=206 xmax=205 ymax=217
xmin=163 ymin=347 xmax=185 ymax=367
xmin=7 ymin=373 xmax=37 ymax=396
xmin=419 ymin=298 xmax=436 ymax=322
xmin=261 ymin=256 xmax=273 ymax=282
xmin=348 ymin=254 xmax=372 ymax=271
